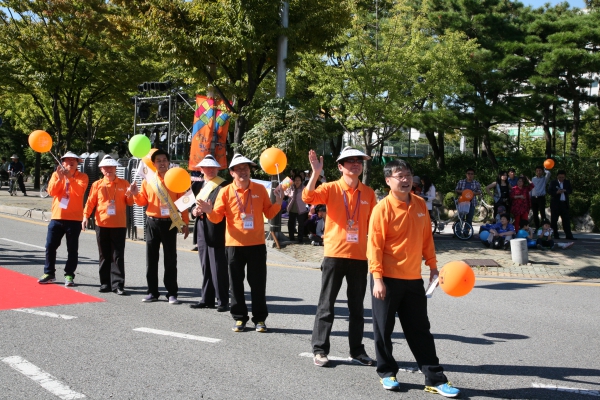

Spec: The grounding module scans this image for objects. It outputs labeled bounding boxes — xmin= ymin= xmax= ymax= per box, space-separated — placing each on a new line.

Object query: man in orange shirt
xmin=196 ymin=154 xmax=283 ymax=332
xmin=82 ymin=155 xmax=134 ymax=295
xmin=367 ymin=159 xmax=460 ymax=397
xmin=302 ymin=147 xmax=377 ymax=368
xmin=131 ymin=149 xmax=190 ymax=304
xmin=38 ymin=152 xmax=89 ymax=286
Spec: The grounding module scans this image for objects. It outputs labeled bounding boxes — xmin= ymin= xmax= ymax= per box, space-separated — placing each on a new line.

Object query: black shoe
xmin=189 ymin=302 xmax=215 ymax=309
xmin=114 ymin=288 xmax=126 ymax=295
xmin=98 ymin=285 xmax=111 ymax=293
xmin=23 ymin=193 xmax=28 ymax=196
xmin=217 ymin=305 xmax=230 ymax=312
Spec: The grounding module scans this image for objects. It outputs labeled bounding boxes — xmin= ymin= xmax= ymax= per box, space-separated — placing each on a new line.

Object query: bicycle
xmin=430 ymin=198 xmax=474 ymax=240
xmin=476 ymin=196 xmax=494 ymax=222
xmin=8 ymin=171 xmax=23 ymax=196
xmin=40 ymin=170 xmax=51 ymax=198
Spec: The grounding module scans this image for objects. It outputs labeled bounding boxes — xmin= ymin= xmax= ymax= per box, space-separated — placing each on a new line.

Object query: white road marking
xmin=532 ymin=383 xmax=600 ymax=396
xmin=133 ymin=327 xmax=221 ymax=343
xmin=1 ymin=356 xmax=86 ymax=399
xmin=297 ymin=352 xmax=417 ymax=372
xmin=0 ymin=238 xmax=46 ymax=250
xmin=12 ymin=308 xmax=77 ymax=320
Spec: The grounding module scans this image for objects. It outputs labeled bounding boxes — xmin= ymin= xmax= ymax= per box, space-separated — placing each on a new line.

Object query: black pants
xmin=197 ymin=226 xmax=229 ymax=307
xmin=226 ymin=245 xmax=267 ymax=324
xmin=531 ymin=196 xmax=546 ymax=229
xmin=551 ymin=202 xmax=573 ymax=239
xmin=371 ymin=277 xmax=448 ymax=386
xmin=312 ymin=257 xmax=368 ymax=358
xmin=288 ymin=211 xmax=308 ymax=241
xmin=44 ymin=219 xmax=81 ymax=277
xmin=10 ymin=174 xmax=26 ymax=194
xmin=96 ymin=226 xmax=127 ymax=290
xmin=145 ymin=218 xmax=178 ymax=298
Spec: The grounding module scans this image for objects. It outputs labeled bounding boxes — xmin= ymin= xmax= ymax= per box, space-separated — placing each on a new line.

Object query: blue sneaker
xmin=381 ymin=377 xmax=400 ymax=391
xmin=424 ymin=382 xmax=460 ymax=397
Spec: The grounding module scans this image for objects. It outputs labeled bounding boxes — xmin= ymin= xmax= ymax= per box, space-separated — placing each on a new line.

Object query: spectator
xmin=510 ymin=176 xmax=534 ymax=231
xmin=549 ymin=170 xmax=575 ymax=240
xmin=536 ymin=219 xmax=574 ymax=250
xmin=419 ymin=175 xmax=435 ymax=215
xmin=455 ymin=168 xmax=482 ymax=229
xmin=309 ymin=205 xmax=327 ymax=246
xmin=507 ymin=168 xmax=519 ymax=187
xmin=0 ymin=156 xmax=9 ymax=182
xmin=411 ymin=175 xmax=422 ymax=195
xmin=130 ymin=149 xmax=190 ymax=304
xmin=38 ymin=152 xmax=89 ymax=286
xmin=367 ymin=159 xmax=460 ymax=397
xmin=303 ymin=147 xmax=377 ymax=368
xmin=487 ymin=214 xmax=515 ymax=249
xmin=82 ymin=156 xmax=134 ymax=295
xmin=285 ymin=175 xmax=309 ymax=243
xmin=485 ymin=171 xmax=510 ymax=218
xmin=530 ymin=166 xmax=552 ymax=230
xmin=7 ymin=154 xmax=27 ymax=196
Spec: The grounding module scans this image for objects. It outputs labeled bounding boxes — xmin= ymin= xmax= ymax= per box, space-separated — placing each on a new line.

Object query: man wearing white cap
xmin=82 ymin=156 xmax=134 ymax=295
xmin=196 ymin=154 xmax=283 ymax=332
xmin=302 ymin=146 xmax=377 ymax=367
xmin=38 ymin=152 xmax=89 ymax=286
xmin=189 ymin=155 xmax=230 ymax=311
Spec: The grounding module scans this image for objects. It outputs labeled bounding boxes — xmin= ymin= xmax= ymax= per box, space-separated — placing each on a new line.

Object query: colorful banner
xmin=188 ymin=95 xmax=230 ymax=171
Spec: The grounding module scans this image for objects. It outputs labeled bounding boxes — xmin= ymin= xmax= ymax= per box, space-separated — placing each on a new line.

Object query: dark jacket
xmin=548 ymin=178 xmax=572 ymax=208
xmin=191 ymin=179 xmax=228 ymax=248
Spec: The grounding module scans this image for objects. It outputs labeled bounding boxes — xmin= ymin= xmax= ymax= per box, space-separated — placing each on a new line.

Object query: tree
xmin=0 ymin=0 xmax=158 ymax=152
xmin=113 ymin=0 xmax=352 ymax=148
xmin=295 ymin=0 xmax=476 ymax=183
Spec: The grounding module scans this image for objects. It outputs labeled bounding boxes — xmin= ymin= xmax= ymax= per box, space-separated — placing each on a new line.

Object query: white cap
xmin=336 ymin=146 xmax=370 ymax=162
xmin=10 ymin=154 xmax=19 ymax=159
xmin=98 ymin=155 xmax=120 ymax=167
xmin=229 ymin=153 xmax=256 ymax=169
xmin=196 ymin=154 xmax=221 ymax=168
xmin=413 ymin=176 xmax=421 ymax=185
xmin=61 ymin=151 xmax=82 ymax=161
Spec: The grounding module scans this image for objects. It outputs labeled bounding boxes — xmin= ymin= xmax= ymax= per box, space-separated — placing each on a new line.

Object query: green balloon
xmin=129 ymin=134 xmax=151 ymax=158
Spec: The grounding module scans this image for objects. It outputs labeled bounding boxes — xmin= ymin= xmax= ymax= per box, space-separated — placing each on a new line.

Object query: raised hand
xmin=308 ymin=149 xmax=323 ymax=175
xmin=196 ymin=198 xmax=213 ymax=214
xmin=130 ymin=182 xmax=139 ymax=196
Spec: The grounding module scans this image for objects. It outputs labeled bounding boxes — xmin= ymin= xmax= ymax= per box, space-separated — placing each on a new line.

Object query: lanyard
xmin=234 ymin=188 xmax=252 ymax=219
xmin=102 ymin=179 xmax=117 ymax=202
xmin=342 ymin=187 xmax=361 ymax=227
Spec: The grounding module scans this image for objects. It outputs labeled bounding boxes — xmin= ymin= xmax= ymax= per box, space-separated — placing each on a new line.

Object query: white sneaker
xmin=168 ymin=296 xmax=180 ymax=304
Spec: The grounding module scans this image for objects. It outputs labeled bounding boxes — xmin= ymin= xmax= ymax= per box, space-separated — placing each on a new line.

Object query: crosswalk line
xmin=133 ymin=327 xmax=221 ymax=343
xmin=12 ymin=308 xmax=77 ymax=320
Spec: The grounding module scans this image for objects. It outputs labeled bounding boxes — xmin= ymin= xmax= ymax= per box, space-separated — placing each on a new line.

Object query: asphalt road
xmin=0 ymin=215 xmax=599 ymax=399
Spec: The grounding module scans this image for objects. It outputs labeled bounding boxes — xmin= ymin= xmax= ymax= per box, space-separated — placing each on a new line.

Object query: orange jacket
xmin=302 ymin=178 xmax=376 ymax=260
xmin=133 ymin=175 xmax=190 ymax=224
xmin=48 ymin=170 xmax=89 ymax=221
xmin=207 ymin=181 xmax=281 ymax=246
xmin=367 ymin=193 xmax=437 ymax=280
xmin=84 ymin=177 xmax=134 ymax=228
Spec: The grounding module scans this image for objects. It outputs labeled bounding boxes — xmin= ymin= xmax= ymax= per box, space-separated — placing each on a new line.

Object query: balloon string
xmin=275 ymin=163 xmax=281 ymax=184
xmin=49 ymin=151 xmax=66 ymax=171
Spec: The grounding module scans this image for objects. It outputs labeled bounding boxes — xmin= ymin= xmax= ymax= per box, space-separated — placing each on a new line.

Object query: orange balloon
xmin=28 ymin=130 xmax=53 ymax=153
xmin=260 ymin=147 xmax=287 ymax=175
xmin=142 ymin=148 xmax=158 ymax=172
xmin=461 ymin=189 xmax=474 ymax=201
xmin=164 ymin=167 xmax=191 ymax=193
xmin=543 ymin=159 xmax=555 ymax=170
xmin=439 ymin=261 xmax=475 ymax=297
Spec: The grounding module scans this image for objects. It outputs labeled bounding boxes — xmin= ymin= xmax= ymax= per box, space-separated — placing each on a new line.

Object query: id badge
xmin=160 ymin=204 xmax=170 ymax=216
xmin=346 ymin=225 xmax=359 ymax=243
xmin=59 ymin=197 xmax=70 ymax=209
xmin=107 ymin=201 xmax=116 ymax=216
xmin=243 ymin=214 xmax=254 ymax=230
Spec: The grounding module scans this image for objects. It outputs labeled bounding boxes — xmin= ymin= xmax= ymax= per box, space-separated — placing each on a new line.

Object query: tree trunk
xmin=424 ymin=129 xmax=445 ymax=170
xmin=472 ymin=131 xmax=479 ymax=158
xmin=551 ymin=95 xmax=557 ymax=153
xmin=570 ymin=97 xmax=580 ymax=157
xmin=481 ymin=126 xmax=499 ymax=169
xmin=233 ymin=113 xmax=248 ymax=147
xmin=52 ymin=92 xmax=63 ymax=152
xmin=329 ymin=133 xmax=344 ymax=161
xmin=542 ymin=103 xmax=552 ymax=158
xmin=362 ymin=143 xmax=374 ymax=185
xmin=437 ymin=131 xmax=445 ymax=170
xmin=86 ymin=107 xmax=94 ymax=153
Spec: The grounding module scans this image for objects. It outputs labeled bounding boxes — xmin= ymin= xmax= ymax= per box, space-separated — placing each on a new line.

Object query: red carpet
xmin=0 ymin=267 xmax=104 ymax=311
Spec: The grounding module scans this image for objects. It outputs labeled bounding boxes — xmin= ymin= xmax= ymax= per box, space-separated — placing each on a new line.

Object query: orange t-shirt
xmin=207 ymin=181 xmax=281 ymax=246
xmin=133 ymin=175 xmax=190 ymax=224
xmin=48 ymin=170 xmax=89 ymax=221
xmin=83 ymin=177 xmax=134 ymax=228
xmin=367 ymin=193 xmax=437 ymax=280
xmin=302 ymin=178 xmax=376 ymax=260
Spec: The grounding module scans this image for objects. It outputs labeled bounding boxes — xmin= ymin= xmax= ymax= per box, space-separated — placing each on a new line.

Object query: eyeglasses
xmin=343 ymin=158 xmax=363 ymax=164
xmin=388 ymin=174 xmax=412 ymax=181
xmin=467 ymin=172 xmax=474 ymax=175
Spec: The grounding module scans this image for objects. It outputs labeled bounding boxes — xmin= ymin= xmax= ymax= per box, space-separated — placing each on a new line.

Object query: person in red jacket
xmin=38 ymin=152 xmax=89 ymax=286
xmin=82 ymin=155 xmax=134 ymax=295
xmin=367 ymin=159 xmax=460 ymax=397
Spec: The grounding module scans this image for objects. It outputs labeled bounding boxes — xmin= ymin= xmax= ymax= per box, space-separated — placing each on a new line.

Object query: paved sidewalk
xmin=2 ymin=182 xmax=599 ymax=281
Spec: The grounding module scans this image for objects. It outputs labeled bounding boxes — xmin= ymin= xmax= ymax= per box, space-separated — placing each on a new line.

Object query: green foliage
xmin=590 ymin=195 xmax=600 ymax=232
xmin=444 ymin=191 xmax=456 ymax=210
xmin=569 ymin=194 xmax=591 ymax=219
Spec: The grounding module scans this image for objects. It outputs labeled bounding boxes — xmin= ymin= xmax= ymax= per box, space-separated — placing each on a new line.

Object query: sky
xmin=524 ymin=0 xmax=586 ymax=8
